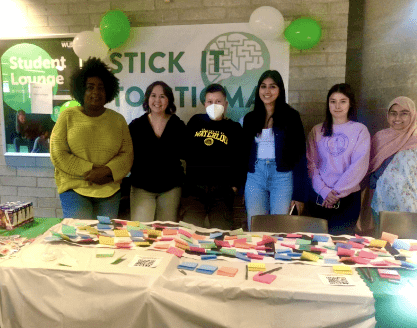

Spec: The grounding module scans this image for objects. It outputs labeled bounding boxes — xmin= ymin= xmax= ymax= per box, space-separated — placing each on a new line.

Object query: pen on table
xmin=259 ymin=267 xmax=282 ymax=276
xmin=179 ymin=269 xmax=187 ymax=275
xmin=245 ymin=264 xmax=248 ymax=280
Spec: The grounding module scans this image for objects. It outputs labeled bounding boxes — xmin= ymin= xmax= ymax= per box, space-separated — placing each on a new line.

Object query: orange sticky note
xmin=163 ymin=229 xmax=178 ymax=235
xmin=154 ymin=243 xmax=170 ymax=250
xmin=191 ymin=233 xmax=206 ymax=240
xmin=217 ymin=266 xmax=238 ymax=277
xmin=381 ymin=232 xmax=398 ymax=244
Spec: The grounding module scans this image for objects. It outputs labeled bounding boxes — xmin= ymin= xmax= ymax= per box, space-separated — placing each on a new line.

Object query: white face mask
xmin=206 ymin=104 xmax=224 ymax=121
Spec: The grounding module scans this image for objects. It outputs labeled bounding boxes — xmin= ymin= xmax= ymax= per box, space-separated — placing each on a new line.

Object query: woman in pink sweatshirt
xmin=307 ymin=84 xmax=371 ymax=235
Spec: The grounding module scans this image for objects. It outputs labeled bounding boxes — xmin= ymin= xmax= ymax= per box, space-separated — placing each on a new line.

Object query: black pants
xmin=180 ymin=185 xmax=235 ymax=230
xmin=310 ymin=190 xmax=361 ymax=235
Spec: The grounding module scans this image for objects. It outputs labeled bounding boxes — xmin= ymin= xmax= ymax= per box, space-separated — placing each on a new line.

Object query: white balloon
xmin=249 ymin=6 xmax=285 ymax=40
xmin=73 ymin=31 xmax=109 ymax=61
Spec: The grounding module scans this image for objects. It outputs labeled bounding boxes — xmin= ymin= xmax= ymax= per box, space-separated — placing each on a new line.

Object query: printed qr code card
xmin=128 ymin=255 xmax=162 ymax=268
xmin=319 ymin=274 xmax=356 ymax=286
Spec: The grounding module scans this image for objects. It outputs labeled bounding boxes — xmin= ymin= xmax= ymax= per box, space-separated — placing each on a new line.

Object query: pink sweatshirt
xmin=307 ymin=121 xmax=371 ymax=200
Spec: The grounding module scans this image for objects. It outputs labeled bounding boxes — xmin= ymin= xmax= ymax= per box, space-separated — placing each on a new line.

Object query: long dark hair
xmin=143 ymin=81 xmax=177 ymax=114
xmin=252 ymin=70 xmax=289 ymax=134
xmin=322 ymin=83 xmax=356 ymax=137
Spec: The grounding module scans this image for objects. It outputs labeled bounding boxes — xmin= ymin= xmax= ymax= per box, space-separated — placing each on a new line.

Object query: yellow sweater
xmin=50 ymin=106 xmax=133 ymax=197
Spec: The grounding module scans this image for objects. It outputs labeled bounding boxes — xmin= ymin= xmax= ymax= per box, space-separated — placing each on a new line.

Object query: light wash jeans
xmin=245 ymin=159 xmax=293 ymax=230
xmin=59 ymin=189 xmax=121 ymax=220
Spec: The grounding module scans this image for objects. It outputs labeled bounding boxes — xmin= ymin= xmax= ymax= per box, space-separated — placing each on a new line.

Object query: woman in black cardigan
xmin=243 ymin=70 xmax=308 ymax=230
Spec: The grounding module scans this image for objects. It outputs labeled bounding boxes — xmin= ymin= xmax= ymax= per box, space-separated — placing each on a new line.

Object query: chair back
xmin=378 ymin=211 xmax=417 ymax=239
xmin=251 ymin=215 xmax=328 ymax=233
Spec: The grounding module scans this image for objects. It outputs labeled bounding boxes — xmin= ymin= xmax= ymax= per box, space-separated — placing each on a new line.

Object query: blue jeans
xmin=245 ymin=159 xmax=293 ymax=230
xmin=59 ymin=189 xmax=121 ymax=220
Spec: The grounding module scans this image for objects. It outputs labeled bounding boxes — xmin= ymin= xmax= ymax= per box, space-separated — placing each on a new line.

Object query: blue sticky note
xmin=130 ymin=230 xmax=144 ymax=238
xmin=196 ymin=264 xmax=218 ymax=274
xmin=275 ymin=254 xmax=292 ymax=261
xmin=336 ymin=243 xmax=352 ymax=250
xmin=201 ymin=254 xmax=217 ymax=260
xmin=97 ymin=216 xmax=111 ymax=224
xmin=313 ymin=235 xmax=329 ymax=242
xmin=178 ymin=262 xmax=198 ymax=271
xmin=401 ymin=261 xmax=416 ymax=269
xmin=236 ymin=252 xmax=251 ymax=262
xmin=287 ymin=252 xmax=302 ymax=258
xmin=97 ymin=224 xmax=112 ymax=230
xmin=210 ymin=232 xmax=223 ymax=239
xmin=276 ymin=249 xmax=292 ymax=254
xmin=393 ymin=240 xmax=410 ymax=250
xmin=198 ymin=240 xmax=213 ymax=244
xmin=349 ymin=238 xmax=365 ymax=243
xmin=324 ymin=258 xmax=340 ymax=264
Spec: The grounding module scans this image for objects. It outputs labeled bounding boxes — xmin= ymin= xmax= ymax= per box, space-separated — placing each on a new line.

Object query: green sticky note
xmin=220 ymin=248 xmax=236 ymax=256
xmin=201 ymin=242 xmax=216 ymax=249
xmin=139 ymin=224 xmax=152 ymax=230
xmin=126 ymin=225 xmax=141 ymax=231
xmin=238 ymin=235 xmax=252 ymax=242
xmin=296 ymin=239 xmax=311 ymax=245
xmin=179 ymin=221 xmax=192 ymax=229
xmin=298 ymin=245 xmax=311 ymax=251
xmin=324 ymin=245 xmax=337 ymax=250
xmin=62 ymin=224 xmax=76 ymax=235
xmin=230 ymin=228 xmax=244 ymax=236
xmin=180 ymin=234 xmax=193 ymax=244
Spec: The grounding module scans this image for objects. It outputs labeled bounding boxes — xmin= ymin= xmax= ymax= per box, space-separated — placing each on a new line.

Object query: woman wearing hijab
xmin=367 ymin=97 xmax=417 ymax=225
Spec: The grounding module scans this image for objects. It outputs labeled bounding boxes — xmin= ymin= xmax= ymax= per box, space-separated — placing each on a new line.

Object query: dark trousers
xmin=180 ymin=185 xmax=235 ymax=230
xmin=310 ymin=190 xmax=361 ymax=235
xmin=13 ymin=136 xmax=35 ymax=153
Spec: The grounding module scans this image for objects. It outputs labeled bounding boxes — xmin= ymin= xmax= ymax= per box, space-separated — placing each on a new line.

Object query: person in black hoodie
xmin=129 ymin=81 xmax=186 ymax=222
xmin=181 ymin=84 xmax=243 ymax=230
xmin=243 ymin=70 xmax=308 ymax=230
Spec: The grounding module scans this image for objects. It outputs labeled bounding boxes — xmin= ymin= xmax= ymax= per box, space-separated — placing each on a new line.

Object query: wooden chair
xmin=250 ymin=214 xmax=328 ymax=233
xmin=378 ymin=211 xmax=417 ymax=239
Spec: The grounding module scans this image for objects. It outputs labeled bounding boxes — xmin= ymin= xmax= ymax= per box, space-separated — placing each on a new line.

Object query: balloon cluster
xmin=73 ymin=10 xmax=131 ymax=61
xmin=249 ymin=6 xmax=322 ymax=50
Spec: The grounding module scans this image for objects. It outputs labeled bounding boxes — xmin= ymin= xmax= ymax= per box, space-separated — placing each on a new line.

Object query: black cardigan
xmin=129 ymin=114 xmax=186 ymax=193
xmin=242 ymin=106 xmax=308 ymax=202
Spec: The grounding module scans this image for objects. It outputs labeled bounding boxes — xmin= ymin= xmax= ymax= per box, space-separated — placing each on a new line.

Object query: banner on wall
xmin=1 ymin=23 xmax=289 ymax=155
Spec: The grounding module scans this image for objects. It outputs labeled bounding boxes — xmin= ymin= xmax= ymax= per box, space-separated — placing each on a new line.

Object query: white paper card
xmin=319 ymin=274 xmax=356 ymax=286
xmin=30 ymin=83 xmax=52 ymax=114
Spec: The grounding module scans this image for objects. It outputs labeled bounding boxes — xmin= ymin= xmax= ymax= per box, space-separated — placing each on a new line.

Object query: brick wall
xmin=0 ymin=0 xmax=349 ymax=219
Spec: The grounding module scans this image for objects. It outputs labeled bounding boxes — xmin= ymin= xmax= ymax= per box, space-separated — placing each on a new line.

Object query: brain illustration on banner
xmin=51 ymin=100 xmax=81 ymax=122
xmin=201 ymin=32 xmax=270 ymax=122
xmin=1 ymin=43 xmax=61 ymax=113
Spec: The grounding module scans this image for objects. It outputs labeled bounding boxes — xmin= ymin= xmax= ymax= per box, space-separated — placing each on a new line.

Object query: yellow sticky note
xmin=86 ymin=226 xmax=99 ymax=234
xmin=175 ymin=242 xmax=190 ymax=250
xmin=135 ymin=241 xmax=150 ymax=247
xmin=333 ymin=265 xmax=353 ymax=275
xmin=369 ymin=239 xmax=387 ymax=248
xmin=147 ymin=229 xmax=162 ymax=237
xmin=99 ymin=236 xmax=115 ymax=246
xmin=248 ymin=263 xmax=266 ymax=271
xmin=114 ymin=229 xmax=130 ymax=237
xmin=127 ymin=221 xmax=140 ymax=227
xmin=300 ymin=251 xmax=319 ymax=262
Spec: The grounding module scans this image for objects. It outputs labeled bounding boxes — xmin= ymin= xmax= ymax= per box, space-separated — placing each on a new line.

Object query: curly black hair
xmin=143 ymin=81 xmax=177 ymax=114
xmin=70 ymin=57 xmax=119 ymax=106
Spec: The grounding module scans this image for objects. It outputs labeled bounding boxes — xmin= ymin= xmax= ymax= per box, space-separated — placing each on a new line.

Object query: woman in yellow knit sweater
xmin=50 ymin=58 xmax=133 ymax=219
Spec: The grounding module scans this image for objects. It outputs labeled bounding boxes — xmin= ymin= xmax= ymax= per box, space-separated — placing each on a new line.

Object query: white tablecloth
xmin=0 ymin=221 xmax=376 ymax=328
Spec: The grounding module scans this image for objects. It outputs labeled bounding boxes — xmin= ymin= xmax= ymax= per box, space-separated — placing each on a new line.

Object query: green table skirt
xmin=0 ymin=217 xmax=62 ymax=239
xmin=359 ymin=268 xmax=417 ymax=328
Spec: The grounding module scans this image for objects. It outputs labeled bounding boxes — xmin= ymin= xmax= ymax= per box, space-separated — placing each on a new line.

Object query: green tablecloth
xmin=0 ymin=217 xmax=62 ymax=239
xmin=359 ymin=268 xmax=417 ymax=328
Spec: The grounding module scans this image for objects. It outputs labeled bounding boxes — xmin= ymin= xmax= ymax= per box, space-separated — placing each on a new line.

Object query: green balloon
xmin=284 ymin=18 xmax=322 ymax=50
xmin=100 ymin=10 xmax=131 ymax=49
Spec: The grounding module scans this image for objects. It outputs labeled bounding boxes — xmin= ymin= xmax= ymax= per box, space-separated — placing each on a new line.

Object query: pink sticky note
xmin=253 ymin=272 xmax=276 ymax=284
xmin=337 ymin=248 xmax=355 ymax=257
xmin=351 ymin=257 xmax=371 ymax=265
xmin=255 ymin=246 xmax=272 ymax=251
xmin=152 ymin=224 xmax=167 ymax=230
xmin=355 ymin=234 xmax=370 ymax=243
xmin=381 ymin=232 xmax=398 ymax=244
xmin=286 ymin=234 xmax=302 ymax=238
xmin=178 ymin=229 xmax=192 ymax=238
xmin=358 ymin=250 xmax=378 ymax=259
xmin=214 ymin=240 xmax=231 ymax=248
xmin=410 ymin=245 xmax=417 ymax=251
xmin=189 ymin=246 xmax=206 ymax=253
xmin=281 ymin=243 xmax=296 ymax=249
xmin=115 ymin=243 xmax=132 ymax=249
xmin=311 ymin=247 xmax=327 ymax=253
xmin=348 ymin=241 xmax=365 ymax=249
xmin=167 ymin=247 xmax=184 ymax=258
xmin=175 ymin=238 xmax=188 ymax=246
xmin=371 ymin=261 xmax=392 ymax=266
xmin=113 ymin=219 xmax=127 ymax=225
xmin=256 ymin=240 xmax=269 ymax=246
xmin=233 ymin=238 xmax=247 ymax=246
xmin=234 ymin=243 xmax=251 ymax=249
xmin=160 ymin=237 xmax=174 ymax=241
xmin=262 ymin=235 xmax=277 ymax=242
xmin=247 ymin=252 xmax=264 ymax=260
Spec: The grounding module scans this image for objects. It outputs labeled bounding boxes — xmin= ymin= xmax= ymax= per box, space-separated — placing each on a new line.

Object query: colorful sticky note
xmin=300 ymin=251 xmax=319 ymax=262
xmin=62 ymin=224 xmax=77 ymax=235
xmin=296 ymin=239 xmax=311 ymax=245
xmin=127 ymin=221 xmax=140 ymax=227
xmin=178 ymin=221 xmax=192 ymax=229
xmin=114 ymin=229 xmax=130 ymax=237
xmin=97 ymin=224 xmax=112 ymax=230
xmin=130 ymin=230 xmax=144 ymax=238
xmin=333 ymin=265 xmax=353 ymax=275
xmin=324 ymin=258 xmax=339 ymax=265
xmin=381 ymin=232 xmax=398 ymax=244
xmin=247 ymin=252 xmax=264 ymax=260
xmin=196 ymin=264 xmax=218 ymax=274
xmin=178 ymin=229 xmax=192 ymax=238
xmin=217 ymin=266 xmax=238 ymax=277
xmin=96 ymin=249 xmax=115 ymax=257
xmin=369 ymin=239 xmax=387 ymax=248
xmin=351 ymin=257 xmax=371 ymax=265
xmin=358 ymin=250 xmax=378 ymax=259
xmin=230 ymin=228 xmax=244 ymax=236
xmin=248 ymin=263 xmax=266 ymax=272
xmin=191 ymin=233 xmax=206 ymax=240
xmin=378 ymin=269 xmax=401 ymax=280
xmin=286 ymin=234 xmax=302 ymax=238
xmin=167 ymin=247 xmax=184 ymax=258
xmin=214 ymin=240 xmax=231 ymax=248
xmin=210 ymin=232 xmax=223 ymax=239
xmin=392 ymin=239 xmax=410 ymax=250
xmin=337 ymin=248 xmax=355 ymax=257
xmin=135 ymin=241 xmax=150 ymax=247
xmin=253 ymin=272 xmax=276 ymax=284
xmin=180 ymin=235 xmax=194 ymax=244
xmin=220 ymin=248 xmax=236 ymax=256
xmin=154 ymin=243 xmax=170 ymax=250
xmin=177 ymin=262 xmax=198 ymax=271
xmin=236 ymin=252 xmax=251 ymax=262
xmin=97 ymin=216 xmax=111 ymax=224
xmin=313 ymin=235 xmax=329 ymax=242
xmin=189 ymin=246 xmax=206 ymax=253
xmin=201 ymin=254 xmax=217 ymax=260
xmin=163 ymin=229 xmax=178 ymax=235
xmin=147 ymin=229 xmax=162 ymax=237
xmin=275 ymin=254 xmax=292 ymax=261
xmin=99 ymin=236 xmax=115 ymax=246
xmin=348 ymin=241 xmax=365 ymax=249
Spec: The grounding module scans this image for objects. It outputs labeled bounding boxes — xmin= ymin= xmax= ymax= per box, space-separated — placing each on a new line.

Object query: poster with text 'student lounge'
xmin=1 ymin=23 xmax=289 ymax=155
